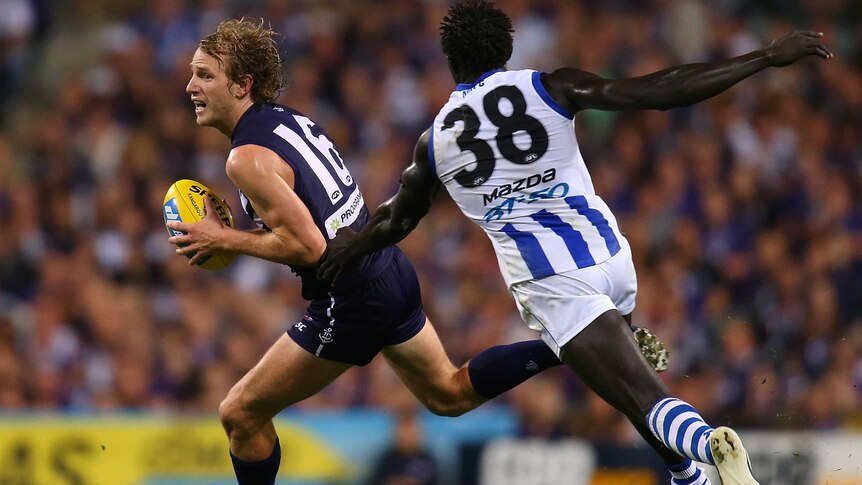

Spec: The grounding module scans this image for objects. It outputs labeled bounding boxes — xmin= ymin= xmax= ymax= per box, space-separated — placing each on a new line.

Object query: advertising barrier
xmin=473 ymin=432 xmax=862 ymax=485
xmin=0 ymin=417 xmax=349 ymax=485
xmin=1 ymin=411 xmax=860 ymax=485
xmin=0 ymin=408 xmax=516 ymax=485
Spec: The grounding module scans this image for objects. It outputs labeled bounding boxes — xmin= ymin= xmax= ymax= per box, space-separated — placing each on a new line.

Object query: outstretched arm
xmin=317 ymin=129 xmax=441 ymax=282
xmin=546 ymin=30 xmax=832 ymax=113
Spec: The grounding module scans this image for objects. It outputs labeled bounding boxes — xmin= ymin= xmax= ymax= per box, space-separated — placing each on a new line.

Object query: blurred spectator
xmin=0 ymin=0 xmax=36 ymax=113
xmin=367 ymin=408 xmax=439 ymax=485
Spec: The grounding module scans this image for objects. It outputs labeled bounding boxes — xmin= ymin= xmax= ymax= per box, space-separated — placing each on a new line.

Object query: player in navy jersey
xmin=318 ymin=2 xmax=832 ymax=484
xmin=165 ymin=18 xmax=669 ymax=485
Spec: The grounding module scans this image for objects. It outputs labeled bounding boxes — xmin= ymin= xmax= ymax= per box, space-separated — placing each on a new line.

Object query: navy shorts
xmin=287 ymin=247 xmax=426 ymax=366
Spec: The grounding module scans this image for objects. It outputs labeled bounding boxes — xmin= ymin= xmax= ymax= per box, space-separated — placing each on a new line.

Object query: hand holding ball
xmin=163 ymin=179 xmax=236 ymax=270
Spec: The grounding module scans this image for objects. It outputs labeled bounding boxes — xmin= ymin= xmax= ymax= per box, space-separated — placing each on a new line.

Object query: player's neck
xmin=220 ymin=99 xmax=255 ymax=138
xmin=454 ymin=65 xmax=507 ymax=85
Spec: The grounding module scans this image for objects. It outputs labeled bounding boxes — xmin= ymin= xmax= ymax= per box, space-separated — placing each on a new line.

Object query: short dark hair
xmin=199 ymin=18 xmax=285 ymax=104
xmin=440 ymin=0 xmax=514 ymax=80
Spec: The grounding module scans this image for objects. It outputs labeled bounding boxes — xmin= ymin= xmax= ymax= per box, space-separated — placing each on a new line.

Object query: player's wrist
xmin=761 ymin=47 xmax=778 ymax=66
xmin=218 ymin=225 xmax=250 ymax=254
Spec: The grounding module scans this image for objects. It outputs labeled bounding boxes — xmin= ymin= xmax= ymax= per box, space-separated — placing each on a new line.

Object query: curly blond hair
xmin=199 ymin=18 xmax=285 ymax=103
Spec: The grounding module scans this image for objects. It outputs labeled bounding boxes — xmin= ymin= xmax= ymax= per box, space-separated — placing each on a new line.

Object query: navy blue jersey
xmin=231 ymin=103 xmax=388 ymax=299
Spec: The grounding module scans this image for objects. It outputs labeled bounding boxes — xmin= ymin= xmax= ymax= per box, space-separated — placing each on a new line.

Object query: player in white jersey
xmin=318 ymin=1 xmax=832 ymax=484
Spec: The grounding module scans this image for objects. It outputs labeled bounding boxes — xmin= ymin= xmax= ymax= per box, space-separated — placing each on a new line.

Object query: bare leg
xmin=560 ymin=309 xmax=683 ymax=464
xmin=381 ymin=320 xmax=484 ymax=417
xmin=382 ymin=316 xmax=672 ymax=417
xmin=220 ymin=334 xmax=351 ymax=460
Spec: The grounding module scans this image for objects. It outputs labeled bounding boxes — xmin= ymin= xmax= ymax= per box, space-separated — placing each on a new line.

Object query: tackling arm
xmin=546 ymin=30 xmax=832 ymax=113
xmin=316 ymin=129 xmax=441 ymax=283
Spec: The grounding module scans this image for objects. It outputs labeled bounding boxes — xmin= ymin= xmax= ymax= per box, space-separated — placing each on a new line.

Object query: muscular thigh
xmin=561 ymin=309 xmax=667 ymax=418
xmin=381 ymin=320 xmax=472 ymax=402
xmin=228 ymin=334 xmax=351 ymax=419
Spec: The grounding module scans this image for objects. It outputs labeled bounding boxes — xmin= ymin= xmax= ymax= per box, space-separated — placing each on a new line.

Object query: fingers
xmin=316 ymin=261 xmax=334 ymax=284
xmin=319 ymin=265 xmax=343 ymax=285
xmin=175 ymin=244 xmax=192 ymax=255
xmin=167 ymin=216 xmax=214 ymax=265
xmin=315 ymin=250 xmax=329 ymax=280
xmin=173 ymin=241 xmax=213 ymax=265
xmin=203 ymin=194 xmax=217 ymax=218
xmin=330 ymin=268 xmax=344 ymax=285
xmin=316 ymin=259 xmax=344 ymax=285
xmin=793 ymin=30 xmax=833 ymax=60
xmin=166 ymin=221 xmax=190 ymax=233
xmin=168 ymin=233 xmax=191 ymax=245
xmin=187 ymin=249 xmax=208 ymax=266
xmin=174 ymin=241 xmax=202 ymax=256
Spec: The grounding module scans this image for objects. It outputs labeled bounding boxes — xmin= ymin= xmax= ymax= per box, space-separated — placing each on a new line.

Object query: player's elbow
xmin=272 ymin=231 xmax=325 ymax=265
xmin=292 ymin=239 xmax=326 ymax=266
xmin=398 ymin=218 xmax=419 ymax=236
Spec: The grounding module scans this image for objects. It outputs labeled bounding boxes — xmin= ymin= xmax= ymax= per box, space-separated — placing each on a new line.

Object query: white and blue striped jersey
xmin=429 ymin=69 xmax=625 ymax=287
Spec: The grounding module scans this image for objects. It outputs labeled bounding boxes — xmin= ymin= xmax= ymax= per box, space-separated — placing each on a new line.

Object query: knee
xmin=422 ymin=382 xmax=479 ymax=417
xmin=424 ymin=397 xmax=471 ymax=417
xmin=219 ymin=388 xmax=260 ymax=438
xmin=421 ymin=370 xmax=482 ymax=417
xmin=218 ymin=394 xmax=242 ymax=435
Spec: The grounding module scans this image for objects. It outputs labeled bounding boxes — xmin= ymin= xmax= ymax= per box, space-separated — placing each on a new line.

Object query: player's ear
xmin=234 ymin=75 xmax=253 ymax=99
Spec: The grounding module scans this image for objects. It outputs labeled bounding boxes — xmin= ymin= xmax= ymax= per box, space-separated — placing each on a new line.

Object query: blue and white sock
xmin=647 ymin=397 xmax=715 ymax=465
xmin=668 ymin=458 xmax=711 ymax=484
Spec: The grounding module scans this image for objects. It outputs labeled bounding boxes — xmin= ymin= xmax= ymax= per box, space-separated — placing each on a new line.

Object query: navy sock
xmin=467 ymin=340 xmax=562 ymax=399
xmin=230 ymin=438 xmax=281 ymax=485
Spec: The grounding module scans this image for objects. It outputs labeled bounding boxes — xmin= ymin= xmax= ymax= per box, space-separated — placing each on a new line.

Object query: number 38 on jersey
xmin=441 ymin=84 xmax=549 ymax=187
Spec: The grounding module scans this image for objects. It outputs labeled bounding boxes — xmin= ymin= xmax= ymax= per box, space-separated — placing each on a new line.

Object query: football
xmin=163 ymin=179 xmax=236 ymax=270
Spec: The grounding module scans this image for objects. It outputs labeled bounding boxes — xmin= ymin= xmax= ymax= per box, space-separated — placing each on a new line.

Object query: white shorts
xmin=510 ymin=238 xmax=637 ymax=358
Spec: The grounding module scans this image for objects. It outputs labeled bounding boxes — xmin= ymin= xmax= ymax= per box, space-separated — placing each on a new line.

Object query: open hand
xmin=167 ymin=195 xmax=230 ymax=265
xmin=766 ymin=31 xmax=832 ymax=67
xmin=316 ymin=228 xmax=362 ymax=285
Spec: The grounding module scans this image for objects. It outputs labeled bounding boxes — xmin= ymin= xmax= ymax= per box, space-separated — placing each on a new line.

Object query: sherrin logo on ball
xmin=163 ymin=179 xmax=235 ymax=270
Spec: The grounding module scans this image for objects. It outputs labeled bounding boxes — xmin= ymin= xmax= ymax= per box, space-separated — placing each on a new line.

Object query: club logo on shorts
xmin=319 ymin=327 xmax=334 ymax=344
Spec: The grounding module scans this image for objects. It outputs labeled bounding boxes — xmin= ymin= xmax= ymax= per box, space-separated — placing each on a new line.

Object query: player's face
xmin=186 ymin=48 xmax=236 ymax=128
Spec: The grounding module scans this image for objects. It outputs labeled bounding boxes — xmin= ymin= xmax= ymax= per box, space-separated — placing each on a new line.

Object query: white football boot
xmin=710 ymin=427 xmax=759 ymax=485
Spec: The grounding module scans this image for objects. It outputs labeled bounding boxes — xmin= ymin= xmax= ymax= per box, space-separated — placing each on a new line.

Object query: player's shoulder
xmin=232 ymin=103 xmax=302 ymax=146
xmin=498 ymin=68 xmax=538 ymax=77
xmin=482 ymin=68 xmax=538 ymax=85
xmin=236 ymin=103 xmax=294 ymax=126
xmin=226 ymin=144 xmax=285 ymax=179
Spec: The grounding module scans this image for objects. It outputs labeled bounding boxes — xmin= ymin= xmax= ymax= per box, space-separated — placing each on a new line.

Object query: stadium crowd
xmin=1 ymin=0 xmax=861 ymax=447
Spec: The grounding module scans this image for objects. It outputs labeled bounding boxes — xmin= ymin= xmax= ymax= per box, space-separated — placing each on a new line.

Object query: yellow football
xmin=163 ymin=179 xmax=236 ymax=270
